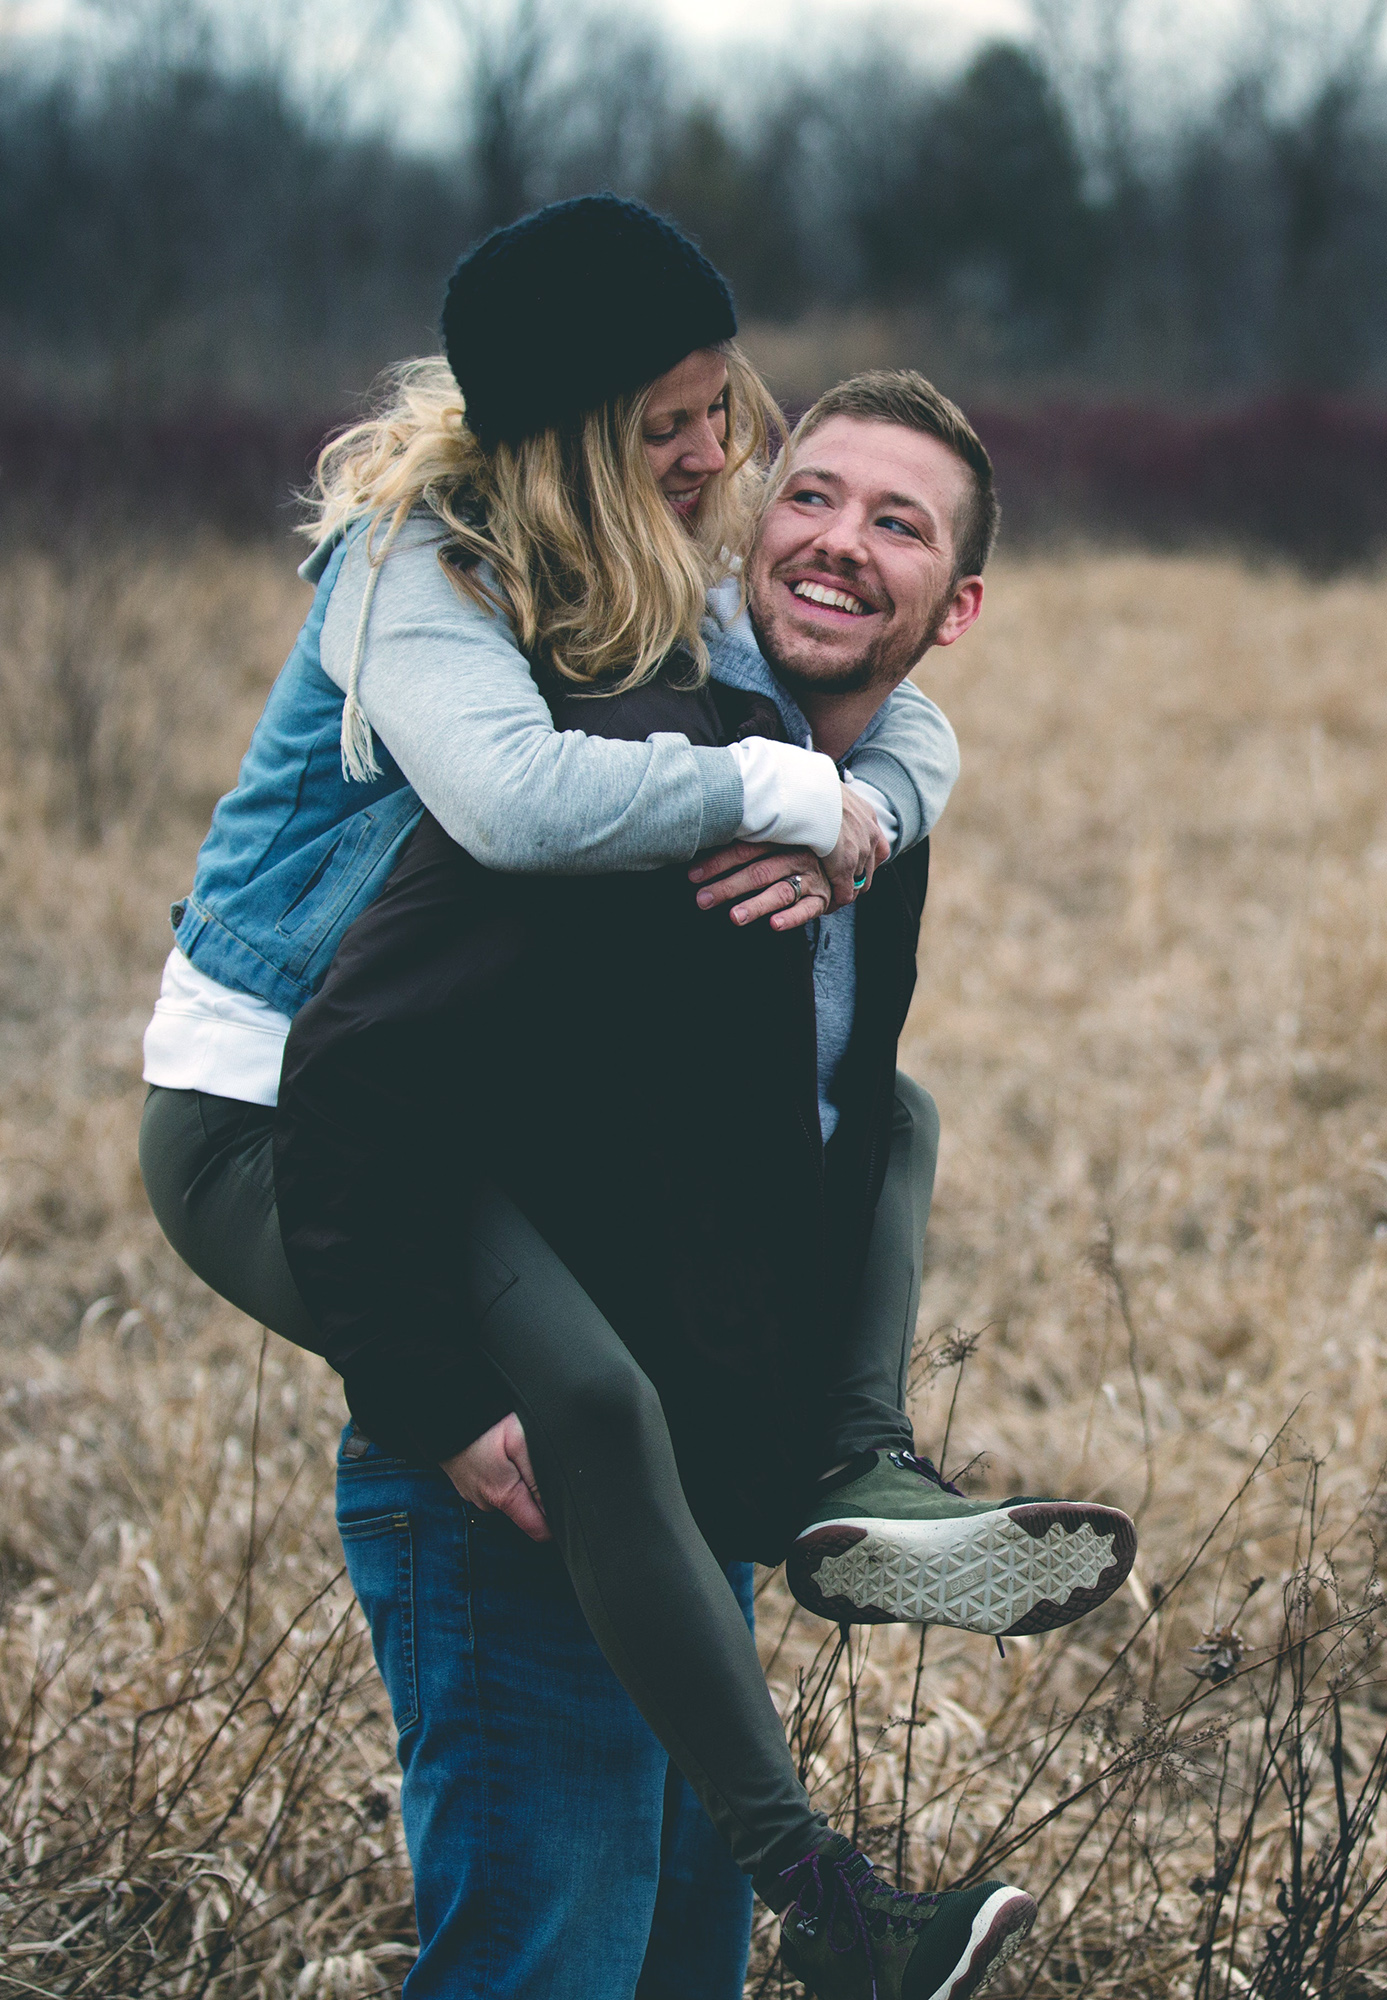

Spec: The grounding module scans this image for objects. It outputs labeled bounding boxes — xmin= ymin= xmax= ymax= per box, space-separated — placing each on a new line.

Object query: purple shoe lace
xmin=890 ymin=1449 xmax=964 ymax=1497
xmin=779 ymin=1838 xmax=941 ymax=2000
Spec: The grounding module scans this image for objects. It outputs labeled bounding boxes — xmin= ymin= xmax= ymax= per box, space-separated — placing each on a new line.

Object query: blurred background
xmin=4 ymin=0 xmax=1387 ymax=563
xmin=1 ymin=7 xmax=1386 ymax=1995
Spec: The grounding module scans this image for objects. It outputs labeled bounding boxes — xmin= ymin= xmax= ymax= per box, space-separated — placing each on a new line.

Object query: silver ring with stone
xmin=787 ymin=873 xmax=803 ymax=905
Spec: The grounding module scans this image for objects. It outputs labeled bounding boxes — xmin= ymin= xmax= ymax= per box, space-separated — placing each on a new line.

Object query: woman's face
xmin=642 ymin=348 xmax=729 ymax=526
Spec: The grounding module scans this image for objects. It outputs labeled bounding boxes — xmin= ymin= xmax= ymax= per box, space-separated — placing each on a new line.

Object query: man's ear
xmin=932 ymin=576 xmax=984 ymax=650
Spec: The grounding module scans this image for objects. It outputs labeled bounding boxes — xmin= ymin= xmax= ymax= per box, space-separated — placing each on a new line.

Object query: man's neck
xmin=792 ymin=683 xmax=894 ymax=764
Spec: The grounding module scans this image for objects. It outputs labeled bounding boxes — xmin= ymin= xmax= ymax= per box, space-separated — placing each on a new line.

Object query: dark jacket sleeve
xmin=273 ymin=814 xmax=534 ymax=1461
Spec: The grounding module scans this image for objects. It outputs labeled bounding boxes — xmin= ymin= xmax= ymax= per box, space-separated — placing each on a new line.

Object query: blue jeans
xmin=335 ymin=1432 xmax=755 ymax=1999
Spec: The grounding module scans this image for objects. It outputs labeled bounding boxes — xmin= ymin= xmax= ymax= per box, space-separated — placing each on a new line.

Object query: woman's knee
xmin=893 ymin=1071 xmax=939 ymax=1160
xmin=550 ymin=1357 xmax=668 ymax=1462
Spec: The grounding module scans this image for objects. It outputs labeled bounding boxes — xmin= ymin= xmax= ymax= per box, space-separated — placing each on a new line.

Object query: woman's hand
xmin=689 ymin=785 xmax=890 ymax=930
xmin=689 ymin=842 xmax=832 ymax=931
xmin=440 ymin=1413 xmax=551 ymax=1542
xmin=823 ymin=785 xmax=891 ymax=908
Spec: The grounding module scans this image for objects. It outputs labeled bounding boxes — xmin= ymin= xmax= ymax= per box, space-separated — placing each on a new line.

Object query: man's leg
xmin=637 ymin=1563 xmax=756 ymax=2000
xmin=337 ymin=1430 xmax=674 ymax=2000
xmin=821 ymin=1070 xmax=939 ymax=1462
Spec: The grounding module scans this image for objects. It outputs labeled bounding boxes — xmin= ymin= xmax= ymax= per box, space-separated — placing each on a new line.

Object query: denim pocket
xmin=338 ymin=1510 xmax=420 ymax=1735
xmin=276 ymin=792 xmax=424 ymax=973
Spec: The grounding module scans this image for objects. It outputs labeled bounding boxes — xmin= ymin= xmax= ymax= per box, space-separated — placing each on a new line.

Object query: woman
xmin=140 ymin=199 xmax=1093 ymax=2000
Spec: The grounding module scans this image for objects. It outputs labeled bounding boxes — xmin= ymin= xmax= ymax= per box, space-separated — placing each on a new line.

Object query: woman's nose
xmin=680 ymin=418 xmax=726 ymax=477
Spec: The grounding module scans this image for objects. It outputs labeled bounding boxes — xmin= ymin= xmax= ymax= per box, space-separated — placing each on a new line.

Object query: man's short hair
xmin=790 ymin=370 xmax=999 ymax=580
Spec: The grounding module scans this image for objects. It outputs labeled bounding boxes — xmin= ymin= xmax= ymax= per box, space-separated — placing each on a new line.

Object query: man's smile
xmin=783 ymin=573 xmax=881 ymax=620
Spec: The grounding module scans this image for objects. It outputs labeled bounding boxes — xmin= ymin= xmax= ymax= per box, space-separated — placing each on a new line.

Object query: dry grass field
xmin=0 ymin=536 xmax=1384 ymax=1996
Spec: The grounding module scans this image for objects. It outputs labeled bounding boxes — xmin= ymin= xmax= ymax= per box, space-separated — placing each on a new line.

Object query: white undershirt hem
xmin=143 ymin=950 xmax=292 ymax=1108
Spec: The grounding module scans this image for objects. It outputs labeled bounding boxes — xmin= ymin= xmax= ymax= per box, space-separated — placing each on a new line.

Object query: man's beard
xmin=749 ymin=586 xmax=949 ymax=705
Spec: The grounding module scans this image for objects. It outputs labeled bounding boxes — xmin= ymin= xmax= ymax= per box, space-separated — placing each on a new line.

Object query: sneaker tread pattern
xmin=788 ymin=1504 xmax=1136 ymax=1634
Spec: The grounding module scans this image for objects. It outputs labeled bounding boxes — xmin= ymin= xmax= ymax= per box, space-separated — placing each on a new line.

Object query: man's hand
xmin=690 ymin=785 xmax=890 ymax=929
xmin=440 ymin=1413 xmax=551 ymax=1542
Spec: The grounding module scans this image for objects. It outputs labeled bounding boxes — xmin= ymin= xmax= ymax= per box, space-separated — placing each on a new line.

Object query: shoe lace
xmin=779 ymin=1842 xmax=941 ymax=1998
xmin=891 ymin=1449 xmax=964 ymax=1497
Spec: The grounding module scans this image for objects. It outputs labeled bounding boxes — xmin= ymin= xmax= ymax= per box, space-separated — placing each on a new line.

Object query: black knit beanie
xmin=442 ymin=194 xmax=737 ymax=451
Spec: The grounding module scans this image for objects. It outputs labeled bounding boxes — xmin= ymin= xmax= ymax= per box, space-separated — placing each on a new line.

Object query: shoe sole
xmin=786 ymin=1503 xmax=1136 ymax=1635
xmin=779 ymin=1883 xmax=1036 ymax=2000
xmin=926 ymin=1886 xmax=1038 ymax=2000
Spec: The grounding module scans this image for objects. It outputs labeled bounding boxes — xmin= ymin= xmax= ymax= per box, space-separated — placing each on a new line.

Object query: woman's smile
xmin=642 ymin=347 xmax=730 ymax=526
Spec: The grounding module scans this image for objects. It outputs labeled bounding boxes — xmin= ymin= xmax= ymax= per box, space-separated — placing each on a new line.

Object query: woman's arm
xmin=846 ymin=679 xmax=960 ymax=855
xmin=318 ymin=516 xmax=845 ymax=872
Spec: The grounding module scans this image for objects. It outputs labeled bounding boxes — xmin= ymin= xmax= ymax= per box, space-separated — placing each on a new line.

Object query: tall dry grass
xmin=0 ymin=535 xmax=1384 ymax=1995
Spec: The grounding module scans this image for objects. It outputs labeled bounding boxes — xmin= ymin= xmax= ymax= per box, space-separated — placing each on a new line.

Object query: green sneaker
xmin=787 ymin=1449 xmax=1136 ymax=1635
xmin=770 ymin=1834 xmax=1036 ymax=1999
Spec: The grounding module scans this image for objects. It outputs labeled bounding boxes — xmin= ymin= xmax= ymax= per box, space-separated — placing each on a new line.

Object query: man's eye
xmin=879 ymin=516 xmax=917 ymax=537
xmin=791 ymin=488 xmax=829 ymax=505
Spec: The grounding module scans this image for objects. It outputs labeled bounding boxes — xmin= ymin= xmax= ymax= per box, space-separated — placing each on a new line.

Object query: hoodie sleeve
xmin=320 ymin=520 xmax=841 ymax=870
xmin=845 ymin=679 xmax=960 ymax=854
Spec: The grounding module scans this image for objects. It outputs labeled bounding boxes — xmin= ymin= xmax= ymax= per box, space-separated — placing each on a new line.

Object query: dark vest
xmin=275 ymin=664 xmax=929 ymax=1562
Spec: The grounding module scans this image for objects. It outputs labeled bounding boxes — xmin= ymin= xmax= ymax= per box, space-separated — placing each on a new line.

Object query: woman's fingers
xmin=822 ymin=786 xmax=888 ymax=909
xmin=697 ymin=848 xmax=833 ymax=929
xmin=764 ymin=875 xmax=832 ymax=930
xmin=691 ymin=841 xmax=833 ymax=928
xmin=691 ymin=842 xmax=788 ymax=909
xmin=689 ymin=839 xmax=769 ymax=886
xmin=737 ymin=865 xmax=832 ymax=931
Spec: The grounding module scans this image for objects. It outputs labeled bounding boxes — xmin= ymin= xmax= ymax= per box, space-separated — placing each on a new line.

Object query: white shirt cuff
xmin=729 ymin=739 xmax=843 ymax=856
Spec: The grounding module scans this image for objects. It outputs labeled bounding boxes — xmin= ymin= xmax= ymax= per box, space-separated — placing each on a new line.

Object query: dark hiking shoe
xmin=787 ymin=1450 xmax=1135 ymax=1635
xmin=773 ymin=1834 xmax=1036 ymax=2000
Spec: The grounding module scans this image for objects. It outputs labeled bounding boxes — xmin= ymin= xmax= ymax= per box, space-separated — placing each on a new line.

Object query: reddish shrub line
xmin=3 ymin=392 xmax=1385 ymax=566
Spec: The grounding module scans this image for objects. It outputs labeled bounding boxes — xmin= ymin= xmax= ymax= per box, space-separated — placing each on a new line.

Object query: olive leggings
xmin=139 ymin=1076 xmax=938 ymax=1879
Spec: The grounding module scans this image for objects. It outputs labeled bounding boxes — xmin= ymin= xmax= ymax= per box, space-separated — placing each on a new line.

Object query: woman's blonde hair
xmin=304 ymin=345 xmax=783 ymax=702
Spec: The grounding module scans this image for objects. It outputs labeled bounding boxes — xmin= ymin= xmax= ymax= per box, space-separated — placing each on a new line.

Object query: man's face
xmin=747 ymin=415 xmax=982 ymax=700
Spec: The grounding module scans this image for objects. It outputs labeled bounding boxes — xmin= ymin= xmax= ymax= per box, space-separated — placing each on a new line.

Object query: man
xmin=274 ymin=372 xmax=1131 ymax=1999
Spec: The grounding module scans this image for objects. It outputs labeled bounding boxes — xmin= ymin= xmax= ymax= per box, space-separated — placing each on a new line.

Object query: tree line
xmin=2 ymin=0 xmax=1386 ymax=415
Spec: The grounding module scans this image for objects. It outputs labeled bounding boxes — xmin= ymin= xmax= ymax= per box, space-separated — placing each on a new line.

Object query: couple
xmin=140 ymin=197 xmax=1135 ymax=2000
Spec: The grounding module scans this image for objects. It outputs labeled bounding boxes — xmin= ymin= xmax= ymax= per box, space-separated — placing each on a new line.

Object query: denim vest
xmin=172 ymin=535 xmax=425 ymax=1016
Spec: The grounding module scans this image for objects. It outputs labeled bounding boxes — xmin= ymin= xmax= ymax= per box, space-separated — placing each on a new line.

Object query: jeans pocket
xmin=338 ymin=1511 xmax=420 ymax=1736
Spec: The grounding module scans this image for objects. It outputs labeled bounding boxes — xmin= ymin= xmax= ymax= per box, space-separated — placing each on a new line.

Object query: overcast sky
xmin=0 ymin=0 xmax=1045 ymax=147
xmin=648 ymin=0 xmax=1030 ymax=54
xmin=5 ymin=0 xmax=1377 ymax=150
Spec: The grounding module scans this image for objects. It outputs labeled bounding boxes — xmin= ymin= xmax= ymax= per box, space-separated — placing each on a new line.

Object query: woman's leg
xmin=460 ymin=1183 xmax=825 ymax=1881
xmin=820 ymin=1071 xmax=939 ymax=1464
xmin=138 ymin=1085 xmax=322 ymax=1351
xmin=637 ymin=1561 xmax=757 ymax=1999
xmin=141 ymin=1087 xmax=824 ymax=1879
